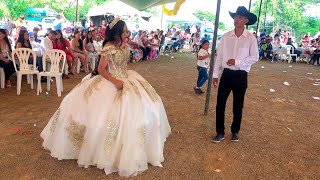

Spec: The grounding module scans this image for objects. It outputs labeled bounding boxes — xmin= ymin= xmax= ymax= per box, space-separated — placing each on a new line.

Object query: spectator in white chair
xmin=16 ymin=29 xmax=43 ymax=73
xmin=42 ymin=30 xmax=56 ymax=52
xmin=286 ymin=38 xmax=301 ymax=62
xmin=54 ymin=30 xmax=77 ymax=75
xmin=83 ymin=30 xmax=99 ymax=60
xmin=42 ymin=30 xmax=70 ymax=79
xmin=0 ymin=29 xmax=15 ymax=87
xmin=71 ymin=29 xmax=89 ymax=73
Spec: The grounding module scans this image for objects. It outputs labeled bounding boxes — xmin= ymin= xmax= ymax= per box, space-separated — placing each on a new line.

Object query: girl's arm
xmin=71 ymin=39 xmax=83 ymax=53
xmin=16 ymin=42 xmax=22 ymax=48
xmin=83 ymin=39 xmax=93 ymax=53
xmin=98 ymin=55 xmax=123 ymax=90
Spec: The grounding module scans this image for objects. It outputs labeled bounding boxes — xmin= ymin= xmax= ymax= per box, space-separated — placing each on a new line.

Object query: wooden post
xmin=76 ymin=0 xmax=79 ymax=22
xmin=246 ymin=0 xmax=253 ymax=29
xmin=255 ymin=0 xmax=263 ymax=35
xmin=204 ymin=0 xmax=222 ymax=115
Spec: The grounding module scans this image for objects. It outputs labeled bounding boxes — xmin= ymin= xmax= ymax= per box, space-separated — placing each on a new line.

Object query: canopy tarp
xmin=119 ymin=0 xmax=177 ymax=11
xmin=88 ymin=0 xmax=150 ymax=17
xmin=165 ymin=10 xmax=200 ymax=23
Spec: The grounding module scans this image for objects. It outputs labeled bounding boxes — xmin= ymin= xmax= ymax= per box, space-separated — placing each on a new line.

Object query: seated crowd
xmin=1 ymin=20 xmax=215 ymax=88
xmin=258 ymin=28 xmax=320 ymax=65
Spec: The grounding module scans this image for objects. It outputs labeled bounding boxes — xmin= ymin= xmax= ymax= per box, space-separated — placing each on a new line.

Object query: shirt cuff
xmin=212 ymin=71 xmax=220 ymax=78
xmin=235 ymin=59 xmax=242 ymax=68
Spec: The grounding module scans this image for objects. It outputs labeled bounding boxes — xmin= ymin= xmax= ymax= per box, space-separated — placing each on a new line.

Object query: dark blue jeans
xmin=0 ymin=60 xmax=16 ymax=80
xmin=196 ymin=66 xmax=208 ymax=88
xmin=28 ymin=56 xmax=43 ymax=72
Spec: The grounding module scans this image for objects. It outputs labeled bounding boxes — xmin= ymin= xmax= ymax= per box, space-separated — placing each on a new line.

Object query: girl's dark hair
xmin=55 ymin=29 xmax=67 ymax=48
xmin=102 ymin=15 xmax=126 ymax=47
xmin=85 ymin=30 xmax=93 ymax=44
xmin=16 ymin=29 xmax=31 ymax=49
xmin=197 ymin=40 xmax=210 ymax=58
xmin=74 ymin=29 xmax=83 ymax=50
xmin=92 ymin=15 xmax=126 ymax=77
xmin=81 ymin=30 xmax=87 ymax=41
xmin=0 ymin=29 xmax=12 ymax=52
xmin=201 ymin=40 xmax=209 ymax=45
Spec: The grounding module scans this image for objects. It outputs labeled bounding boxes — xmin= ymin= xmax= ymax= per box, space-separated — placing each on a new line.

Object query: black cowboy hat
xmin=229 ymin=6 xmax=257 ymax=25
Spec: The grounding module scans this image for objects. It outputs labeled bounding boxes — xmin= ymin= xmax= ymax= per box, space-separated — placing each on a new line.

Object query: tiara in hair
xmin=109 ymin=16 xmax=120 ymax=29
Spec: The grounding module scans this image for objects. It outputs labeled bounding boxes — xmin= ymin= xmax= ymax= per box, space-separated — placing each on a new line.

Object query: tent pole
xmin=255 ymin=0 xmax=263 ymax=35
xmin=161 ymin=10 xmax=163 ymax=30
xmin=76 ymin=0 xmax=79 ymax=22
xmin=264 ymin=0 xmax=268 ymax=29
xmin=246 ymin=0 xmax=253 ymax=29
xmin=204 ymin=0 xmax=222 ymax=116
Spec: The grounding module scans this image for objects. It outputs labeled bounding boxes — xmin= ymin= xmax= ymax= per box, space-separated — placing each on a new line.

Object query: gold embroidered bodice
xmin=101 ymin=45 xmax=130 ymax=78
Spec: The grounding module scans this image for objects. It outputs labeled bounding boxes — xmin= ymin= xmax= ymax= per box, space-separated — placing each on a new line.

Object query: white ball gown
xmin=40 ymin=45 xmax=171 ymax=177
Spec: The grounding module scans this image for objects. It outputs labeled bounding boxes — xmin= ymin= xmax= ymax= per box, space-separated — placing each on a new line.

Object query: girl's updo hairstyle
xmin=103 ymin=15 xmax=126 ymax=47
xmin=91 ymin=15 xmax=126 ymax=77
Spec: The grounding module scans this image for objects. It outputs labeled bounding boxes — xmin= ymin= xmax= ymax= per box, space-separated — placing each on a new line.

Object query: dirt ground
xmin=0 ymin=52 xmax=319 ymax=180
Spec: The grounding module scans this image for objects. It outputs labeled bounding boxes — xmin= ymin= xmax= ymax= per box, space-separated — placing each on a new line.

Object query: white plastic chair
xmin=37 ymin=49 xmax=66 ymax=97
xmin=89 ymin=56 xmax=96 ymax=71
xmin=285 ymin=45 xmax=297 ymax=63
xmin=299 ymin=46 xmax=311 ymax=63
xmin=0 ymin=67 xmax=4 ymax=89
xmin=12 ymin=48 xmax=39 ymax=95
xmin=271 ymin=44 xmax=281 ymax=62
xmin=76 ymin=57 xmax=81 ymax=73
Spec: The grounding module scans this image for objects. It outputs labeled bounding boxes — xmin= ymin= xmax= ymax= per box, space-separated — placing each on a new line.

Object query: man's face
xmin=234 ymin=15 xmax=248 ymax=28
xmin=48 ymin=33 xmax=56 ymax=40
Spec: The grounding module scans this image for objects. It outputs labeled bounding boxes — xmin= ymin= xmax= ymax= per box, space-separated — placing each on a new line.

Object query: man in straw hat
xmin=212 ymin=6 xmax=259 ymax=143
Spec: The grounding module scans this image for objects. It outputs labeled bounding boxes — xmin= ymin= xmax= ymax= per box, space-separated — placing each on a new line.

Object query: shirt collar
xmin=230 ymin=28 xmax=249 ymax=37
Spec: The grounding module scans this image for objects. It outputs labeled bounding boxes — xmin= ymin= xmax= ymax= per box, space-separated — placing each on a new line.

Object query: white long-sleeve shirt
xmin=41 ymin=37 xmax=53 ymax=52
xmin=133 ymin=35 xmax=144 ymax=47
xmin=213 ymin=29 xmax=259 ymax=78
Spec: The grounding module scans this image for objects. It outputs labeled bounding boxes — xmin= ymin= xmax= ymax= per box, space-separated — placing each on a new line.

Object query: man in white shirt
xmin=133 ymin=30 xmax=149 ymax=60
xmin=41 ymin=30 xmax=69 ymax=79
xmin=212 ymin=6 xmax=259 ymax=143
xmin=41 ymin=30 xmax=56 ymax=52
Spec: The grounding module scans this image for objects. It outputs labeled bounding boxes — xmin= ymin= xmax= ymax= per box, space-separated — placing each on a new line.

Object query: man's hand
xmin=227 ymin=59 xmax=235 ymax=66
xmin=213 ymin=78 xmax=219 ymax=88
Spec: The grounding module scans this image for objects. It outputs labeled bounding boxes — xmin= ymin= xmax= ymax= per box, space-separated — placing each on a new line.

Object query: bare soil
xmin=0 ymin=52 xmax=319 ymax=180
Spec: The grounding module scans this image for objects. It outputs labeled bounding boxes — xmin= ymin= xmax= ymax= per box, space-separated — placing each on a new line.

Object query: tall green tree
xmin=193 ymin=10 xmax=230 ymax=30
xmin=0 ymin=9 xmax=4 ymax=18
xmin=3 ymin=0 xmax=110 ymax=21
xmin=193 ymin=10 xmax=215 ymax=22
xmin=252 ymin=0 xmax=320 ymax=39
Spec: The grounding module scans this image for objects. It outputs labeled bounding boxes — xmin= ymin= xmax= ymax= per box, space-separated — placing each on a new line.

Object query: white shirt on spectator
xmin=213 ymin=29 xmax=259 ymax=78
xmin=42 ymin=37 xmax=53 ymax=52
xmin=197 ymin=48 xmax=210 ymax=68
xmin=31 ymin=41 xmax=44 ymax=57
xmin=133 ymin=35 xmax=144 ymax=47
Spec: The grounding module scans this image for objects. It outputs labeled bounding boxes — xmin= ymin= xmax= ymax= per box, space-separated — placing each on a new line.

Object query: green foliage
xmin=143 ymin=7 xmax=159 ymax=16
xmin=193 ymin=10 xmax=229 ymax=31
xmin=252 ymin=0 xmax=320 ymax=40
xmin=0 ymin=9 xmax=4 ymax=18
xmin=193 ymin=10 xmax=215 ymax=22
xmin=3 ymin=0 xmax=111 ymax=22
